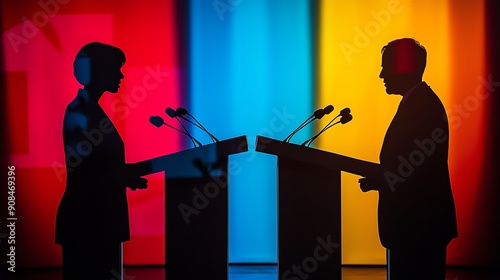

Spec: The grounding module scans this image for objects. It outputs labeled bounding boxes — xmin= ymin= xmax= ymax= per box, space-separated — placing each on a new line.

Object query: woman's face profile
xmin=100 ymin=63 xmax=124 ymax=93
xmin=74 ymin=42 xmax=125 ymax=94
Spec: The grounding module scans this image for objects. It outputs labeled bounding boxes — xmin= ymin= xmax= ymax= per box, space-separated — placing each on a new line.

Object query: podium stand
xmin=255 ymin=136 xmax=381 ymax=280
xmin=137 ymin=136 xmax=248 ymax=279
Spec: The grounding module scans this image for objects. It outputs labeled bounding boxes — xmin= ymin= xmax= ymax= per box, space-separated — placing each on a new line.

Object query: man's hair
xmin=73 ymin=42 xmax=125 ymax=86
xmin=381 ymin=38 xmax=426 ymax=76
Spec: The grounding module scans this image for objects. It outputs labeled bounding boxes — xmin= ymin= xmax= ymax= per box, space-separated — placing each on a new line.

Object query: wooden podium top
xmin=134 ymin=135 xmax=248 ymax=177
xmin=255 ymin=135 xmax=382 ymax=178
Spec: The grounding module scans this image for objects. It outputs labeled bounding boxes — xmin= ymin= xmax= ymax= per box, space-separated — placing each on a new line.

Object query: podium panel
xmin=165 ymin=176 xmax=228 ymax=279
xmin=256 ymin=135 xmax=380 ymax=280
xmin=136 ymin=136 xmax=248 ymax=279
xmin=278 ymin=158 xmax=341 ymax=280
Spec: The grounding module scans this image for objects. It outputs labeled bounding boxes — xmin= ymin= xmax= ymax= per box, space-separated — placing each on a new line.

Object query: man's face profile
xmin=379 ymin=40 xmax=422 ymax=95
xmin=380 ymin=52 xmax=403 ymax=95
xmin=379 ymin=52 xmax=414 ymax=95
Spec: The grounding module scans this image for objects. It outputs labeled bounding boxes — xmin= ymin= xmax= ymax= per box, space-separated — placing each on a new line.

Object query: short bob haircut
xmin=73 ymin=42 xmax=125 ymax=86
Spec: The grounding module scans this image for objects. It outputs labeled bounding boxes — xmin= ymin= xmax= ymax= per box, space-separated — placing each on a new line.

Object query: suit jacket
xmin=378 ymin=82 xmax=458 ymax=248
xmin=56 ymin=89 xmax=133 ymax=246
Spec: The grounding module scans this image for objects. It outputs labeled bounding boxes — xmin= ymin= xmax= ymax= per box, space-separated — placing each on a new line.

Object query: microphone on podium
xmin=149 ymin=115 xmax=166 ymax=128
xmin=323 ymin=104 xmax=334 ymax=115
xmin=176 ymin=107 xmax=219 ymax=143
xmin=149 ymin=115 xmax=202 ymax=147
xmin=165 ymin=107 xmax=203 ymax=147
xmin=284 ymin=105 xmax=334 ymax=143
xmin=302 ymin=108 xmax=353 ymax=147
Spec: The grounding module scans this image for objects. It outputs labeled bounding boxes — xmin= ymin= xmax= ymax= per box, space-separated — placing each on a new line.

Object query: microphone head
xmin=149 ymin=116 xmax=164 ymax=127
xmin=340 ymin=114 xmax=353 ymax=124
xmin=323 ymin=104 xmax=334 ymax=114
xmin=176 ymin=107 xmax=188 ymax=116
xmin=165 ymin=107 xmax=178 ymax=118
xmin=340 ymin=107 xmax=351 ymax=116
xmin=313 ymin=108 xmax=326 ymax=119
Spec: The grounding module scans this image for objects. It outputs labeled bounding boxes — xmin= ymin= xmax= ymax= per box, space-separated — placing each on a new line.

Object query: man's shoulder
xmin=411 ymin=82 xmax=444 ymax=107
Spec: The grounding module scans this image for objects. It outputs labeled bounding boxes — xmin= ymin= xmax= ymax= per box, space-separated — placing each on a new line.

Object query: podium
xmin=255 ymin=136 xmax=381 ymax=280
xmin=136 ymin=136 xmax=248 ymax=279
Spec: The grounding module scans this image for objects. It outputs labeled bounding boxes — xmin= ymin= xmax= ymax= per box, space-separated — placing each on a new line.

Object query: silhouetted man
xmin=56 ymin=42 xmax=149 ymax=280
xmin=359 ymin=38 xmax=458 ymax=280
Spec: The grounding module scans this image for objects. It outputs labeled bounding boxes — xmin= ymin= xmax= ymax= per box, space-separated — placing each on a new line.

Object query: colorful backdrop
xmin=1 ymin=0 xmax=498 ymax=268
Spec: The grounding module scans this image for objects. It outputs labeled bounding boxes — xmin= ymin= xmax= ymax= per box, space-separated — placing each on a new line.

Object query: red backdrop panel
xmin=1 ymin=0 xmax=181 ymax=267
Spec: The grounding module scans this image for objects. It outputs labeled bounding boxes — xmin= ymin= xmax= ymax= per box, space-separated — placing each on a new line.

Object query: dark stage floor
xmin=12 ymin=265 xmax=499 ymax=280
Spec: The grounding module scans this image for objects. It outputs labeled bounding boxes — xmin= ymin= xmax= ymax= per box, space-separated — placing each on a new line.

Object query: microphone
xmin=284 ymin=105 xmax=334 ymax=143
xmin=302 ymin=108 xmax=352 ymax=147
xmin=149 ymin=116 xmax=165 ymax=128
xmin=176 ymin=107 xmax=219 ymax=143
xmin=323 ymin=104 xmax=334 ymax=115
xmin=339 ymin=107 xmax=350 ymax=116
xmin=150 ymin=115 xmax=186 ymax=133
xmin=149 ymin=116 xmax=202 ymax=147
xmin=165 ymin=107 xmax=202 ymax=147
xmin=165 ymin=107 xmax=177 ymax=118
xmin=326 ymin=107 xmax=351 ymax=124
xmin=338 ymin=113 xmax=353 ymax=124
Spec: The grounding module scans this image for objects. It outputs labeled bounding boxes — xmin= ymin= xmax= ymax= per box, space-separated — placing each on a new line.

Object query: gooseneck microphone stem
xmin=163 ymin=121 xmax=189 ymax=134
xmin=187 ymin=112 xmax=219 ymax=143
xmin=166 ymin=107 xmax=203 ymax=147
xmin=149 ymin=116 xmax=202 ymax=148
xmin=284 ymin=105 xmax=334 ymax=143
xmin=302 ymin=120 xmax=342 ymax=147
xmin=301 ymin=108 xmax=352 ymax=147
xmin=284 ymin=116 xmax=315 ymax=143
xmin=178 ymin=114 xmax=219 ymax=143
xmin=176 ymin=107 xmax=220 ymax=143
xmin=175 ymin=117 xmax=201 ymax=147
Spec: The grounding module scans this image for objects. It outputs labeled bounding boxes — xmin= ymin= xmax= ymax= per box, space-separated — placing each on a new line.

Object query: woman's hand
xmin=128 ymin=177 xmax=148 ymax=191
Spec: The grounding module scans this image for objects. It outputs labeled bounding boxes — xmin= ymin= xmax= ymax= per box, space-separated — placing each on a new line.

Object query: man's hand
xmin=358 ymin=177 xmax=379 ymax=192
xmin=128 ymin=177 xmax=148 ymax=191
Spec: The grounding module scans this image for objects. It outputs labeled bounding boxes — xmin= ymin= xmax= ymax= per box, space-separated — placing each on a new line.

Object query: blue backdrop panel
xmin=190 ymin=0 xmax=312 ymax=263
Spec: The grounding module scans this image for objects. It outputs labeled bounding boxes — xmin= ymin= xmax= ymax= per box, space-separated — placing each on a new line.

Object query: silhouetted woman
xmin=56 ymin=42 xmax=149 ymax=280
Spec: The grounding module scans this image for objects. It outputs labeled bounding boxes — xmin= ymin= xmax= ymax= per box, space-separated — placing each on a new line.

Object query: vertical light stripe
xmin=446 ymin=1 xmax=488 ymax=265
xmin=190 ymin=0 xmax=312 ymax=262
xmin=318 ymin=0 xmax=453 ymax=264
